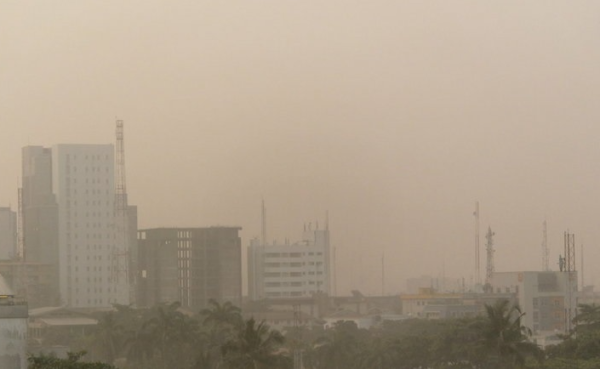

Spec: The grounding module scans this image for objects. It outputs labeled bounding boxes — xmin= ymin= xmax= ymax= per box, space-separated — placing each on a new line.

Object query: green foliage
xmin=62 ymin=298 xmax=600 ymax=369
xmin=479 ymin=299 xmax=543 ymax=368
xmin=221 ymin=317 xmax=290 ymax=369
xmin=28 ymin=351 xmax=117 ymax=369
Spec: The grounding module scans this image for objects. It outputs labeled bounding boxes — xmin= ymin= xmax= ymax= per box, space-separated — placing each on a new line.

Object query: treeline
xmin=30 ymin=300 xmax=600 ymax=369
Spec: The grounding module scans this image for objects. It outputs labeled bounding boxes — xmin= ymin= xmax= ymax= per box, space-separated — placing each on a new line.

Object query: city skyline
xmin=3 ymin=2 xmax=600 ymax=296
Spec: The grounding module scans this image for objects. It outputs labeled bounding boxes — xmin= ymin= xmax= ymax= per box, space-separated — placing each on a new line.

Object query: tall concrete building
xmin=52 ymin=144 xmax=132 ymax=307
xmin=248 ymin=224 xmax=331 ymax=300
xmin=137 ymin=227 xmax=242 ymax=310
xmin=22 ymin=146 xmax=59 ymax=265
xmin=21 ymin=146 xmax=60 ymax=306
xmin=21 ymin=144 xmax=136 ymax=308
xmin=0 ymin=208 xmax=16 ymax=260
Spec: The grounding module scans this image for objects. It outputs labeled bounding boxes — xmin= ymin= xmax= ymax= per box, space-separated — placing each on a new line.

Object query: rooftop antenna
xmin=381 ymin=251 xmax=385 ymax=296
xmin=542 ymin=220 xmax=549 ymax=271
xmin=474 ymin=202 xmax=480 ymax=285
xmin=581 ymin=242 xmax=585 ymax=291
xmin=261 ymin=199 xmax=267 ymax=245
xmin=563 ymin=231 xmax=576 ymax=333
xmin=485 ymin=226 xmax=495 ymax=287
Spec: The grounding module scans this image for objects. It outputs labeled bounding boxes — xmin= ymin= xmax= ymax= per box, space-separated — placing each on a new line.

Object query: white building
xmin=0 ymin=208 xmax=16 ymax=260
xmin=0 ymin=274 xmax=28 ymax=369
xmin=493 ymin=271 xmax=577 ymax=334
xmin=52 ymin=144 xmax=130 ymax=308
xmin=248 ymin=225 xmax=330 ymax=300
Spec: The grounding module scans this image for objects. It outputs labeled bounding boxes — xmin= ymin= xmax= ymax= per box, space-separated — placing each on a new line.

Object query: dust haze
xmin=2 ymin=1 xmax=600 ymax=295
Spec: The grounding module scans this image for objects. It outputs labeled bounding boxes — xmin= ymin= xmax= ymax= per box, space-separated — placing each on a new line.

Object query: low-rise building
xmin=248 ymin=224 xmax=330 ymax=300
xmin=493 ymin=271 xmax=577 ymax=334
xmin=0 ymin=275 xmax=27 ymax=369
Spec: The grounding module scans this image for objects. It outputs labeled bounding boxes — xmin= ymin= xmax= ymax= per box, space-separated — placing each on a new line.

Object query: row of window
xmin=66 ymin=154 xmax=110 ymax=161
xmin=66 ymin=233 xmax=115 ymax=240
xmin=65 ymin=200 xmax=112 ymax=207
xmin=266 ymin=291 xmax=305 ymax=297
xmin=264 ymin=262 xmax=324 ymax=268
xmin=264 ymin=271 xmax=323 ymax=277
xmin=265 ymin=252 xmax=323 ymax=257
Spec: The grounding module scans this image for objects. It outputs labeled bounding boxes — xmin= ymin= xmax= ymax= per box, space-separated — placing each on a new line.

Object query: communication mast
xmin=17 ymin=186 xmax=28 ymax=302
xmin=563 ymin=231 xmax=576 ymax=332
xmin=474 ymin=202 xmax=480 ymax=285
xmin=542 ymin=220 xmax=549 ymax=271
xmin=485 ymin=227 xmax=495 ymax=287
xmin=261 ymin=199 xmax=267 ymax=246
xmin=113 ymin=120 xmax=130 ymax=303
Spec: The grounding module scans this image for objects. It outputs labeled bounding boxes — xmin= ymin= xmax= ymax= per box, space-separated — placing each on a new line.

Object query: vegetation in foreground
xmin=29 ymin=299 xmax=600 ymax=369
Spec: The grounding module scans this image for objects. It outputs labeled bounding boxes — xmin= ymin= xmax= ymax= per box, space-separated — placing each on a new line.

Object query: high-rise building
xmin=0 ymin=208 xmax=16 ymax=260
xmin=137 ymin=227 xmax=242 ymax=310
xmin=22 ymin=146 xmax=59 ymax=265
xmin=248 ymin=224 xmax=331 ymax=300
xmin=22 ymin=144 xmax=135 ymax=308
xmin=21 ymin=146 xmax=60 ymax=306
xmin=52 ymin=144 xmax=131 ymax=307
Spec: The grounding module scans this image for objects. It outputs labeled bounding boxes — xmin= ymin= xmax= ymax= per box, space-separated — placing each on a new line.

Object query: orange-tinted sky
xmin=2 ymin=1 xmax=600 ymax=295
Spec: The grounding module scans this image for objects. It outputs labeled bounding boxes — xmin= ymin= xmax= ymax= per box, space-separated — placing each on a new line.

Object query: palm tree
xmin=481 ymin=299 xmax=542 ymax=369
xmin=574 ymin=303 xmax=600 ymax=331
xmin=221 ymin=317 xmax=289 ymax=369
xmin=200 ymin=299 xmax=243 ymax=328
xmin=90 ymin=311 xmax=123 ymax=363
xmin=313 ymin=321 xmax=360 ymax=369
xmin=140 ymin=302 xmax=200 ymax=369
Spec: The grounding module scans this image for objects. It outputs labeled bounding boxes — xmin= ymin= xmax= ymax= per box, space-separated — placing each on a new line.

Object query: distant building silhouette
xmin=0 ymin=208 xmax=16 ymax=260
xmin=137 ymin=227 xmax=242 ymax=310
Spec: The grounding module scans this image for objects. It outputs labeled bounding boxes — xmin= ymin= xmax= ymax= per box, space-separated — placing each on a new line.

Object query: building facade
xmin=493 ymin=271 xmax=577 ymax=334
xmin=0 ymin=261 xmax=58 ymax=308
xmin=52 ymin=144 xmax=132 ymax=307
xmin=248 ymin=225 xmax=331 ymax=300
xmin=21 ymin=146 xmax=60 ymax=305
xmin=137 ymin=227 xmax=242 ymax=310
xmin=0 ymin=208 xmax=16 ymax=260
xmin=22 ymin=144 xmax=136 ymax=308
xmin=0 ymin=275 xmax=28 ymax=369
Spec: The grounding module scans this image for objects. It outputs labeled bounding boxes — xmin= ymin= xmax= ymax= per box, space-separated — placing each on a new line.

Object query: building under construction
xmin=136 ymin=227 xmax=242 ymax=310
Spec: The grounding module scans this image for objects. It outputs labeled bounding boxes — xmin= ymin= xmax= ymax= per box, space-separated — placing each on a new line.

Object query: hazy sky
xmin=2 ymin=1 xmax=600 ymax=295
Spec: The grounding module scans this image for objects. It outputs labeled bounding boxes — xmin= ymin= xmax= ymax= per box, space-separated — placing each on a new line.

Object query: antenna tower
xmin=564 ymin=232 xmax=576 ymax=273
xmin=261 ymin=199 xmax=267 ymax=245
xmin=542 ymin=220 xmax=549 ymax=271
xmin=474 ymin=202 xmax=480 ymax=285
xmin=563 ymin=231 xmax=576 ymax=333
xmin=17 ymin=187 xmax=28 ymax=302
xmin=113 ymin=120 xmax=130 ymax=303
xmin=485 ymin=226 xmax=495 ymax=286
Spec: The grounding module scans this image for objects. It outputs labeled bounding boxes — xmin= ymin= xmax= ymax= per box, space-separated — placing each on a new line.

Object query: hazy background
xmin=2 ymin=1 xmax=600 ymax=295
